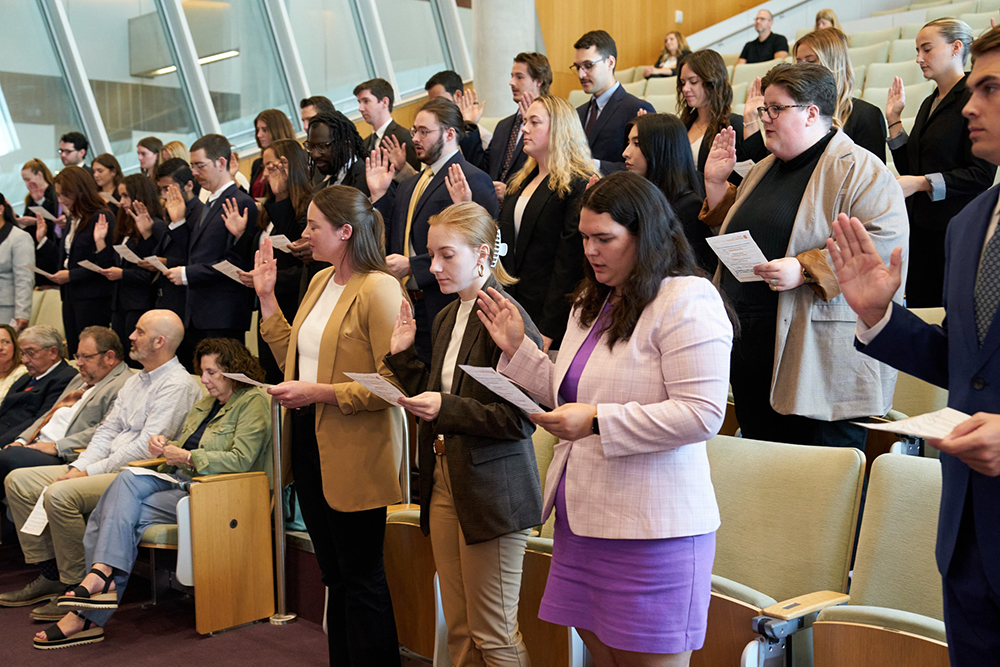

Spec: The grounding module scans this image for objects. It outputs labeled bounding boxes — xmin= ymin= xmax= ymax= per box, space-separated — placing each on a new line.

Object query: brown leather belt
xmin=433 ymin=435 xmax=445 ymax=455
xmin=408 ymin=289 xmax=424 ymax=302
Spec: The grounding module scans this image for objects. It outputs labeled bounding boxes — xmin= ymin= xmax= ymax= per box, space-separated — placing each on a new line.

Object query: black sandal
xmin=33 ymin=611 xmax=105 ymax=649
xmin=56 ymin=568 xmax=117 ymax=610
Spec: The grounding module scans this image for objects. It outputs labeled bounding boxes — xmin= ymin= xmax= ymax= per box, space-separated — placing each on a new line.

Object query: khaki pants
xmin=429 ymin=455 xmax=531 ymax=667
xmin=5 ymin=465 xmax=118 ymax=584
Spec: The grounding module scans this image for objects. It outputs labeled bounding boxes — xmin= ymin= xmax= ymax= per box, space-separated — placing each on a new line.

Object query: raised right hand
xmin=743 ymin=77 xmax=764 ymax=131
xmin=886 ymin=76 xmax=906 ymax=124
xmin=93 ymin=214 xmax=108 ymax=252
xmin=381 ymin=134 xmax=407 ymax=172
xmin=827 ymin=214 xmax=903 ymax=328
xmin=704 ymin=127 xmax=738 ymax=187
xmin=390 ymin=300 xmax=417 ymax=355
xmin=252 ymin=237 xmax=278 ymax=299
xmin=34 ymin=216 xmax=47 ymax=244
xmin=476 ymin=286 xmax=525 ymax=359
xmin=164 ymin=183 xmax=187 ymax=223
xmin=366 ymin=148 xmax=395 ymax=202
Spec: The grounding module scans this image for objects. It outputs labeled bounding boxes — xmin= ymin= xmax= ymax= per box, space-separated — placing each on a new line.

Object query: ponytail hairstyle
xmin=428 ymin=202 xmax=517 ymax=286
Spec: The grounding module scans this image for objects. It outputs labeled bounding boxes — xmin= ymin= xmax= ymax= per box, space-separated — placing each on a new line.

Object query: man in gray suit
xmin=0 ymin=326 xmax=132 ymax=497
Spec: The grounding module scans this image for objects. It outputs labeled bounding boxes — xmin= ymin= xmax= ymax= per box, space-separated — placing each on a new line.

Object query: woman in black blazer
xmin=20 ymin=159 xmax=62 ymax=288
xmin=497 ymin=94 xmax=597 ymax=350
xmin=95 ymin=175 xmax=166 ymax=366
xmin=36 ymin=166 xmax=114 ymax=354
xmin=679 ymin=50 xmax=750 ymax=188
xmin=385 ymin=202 xmax=543 ymax=667
xmin=886 ymin=18 xmax=996 ymax=307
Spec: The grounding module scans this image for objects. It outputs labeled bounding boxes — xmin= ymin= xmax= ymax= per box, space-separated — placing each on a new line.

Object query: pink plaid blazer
xmin=500 ymin=276 xmax=732 ymax=540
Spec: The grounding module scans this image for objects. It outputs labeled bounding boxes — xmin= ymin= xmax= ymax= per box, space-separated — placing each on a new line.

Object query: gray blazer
xmin=0 ymin=225 xmax=36 ymax=323
xmin=385 ymin=279 xmax=544 ymax=544
xmin=18 ymin=361 xmax=134 ymax=461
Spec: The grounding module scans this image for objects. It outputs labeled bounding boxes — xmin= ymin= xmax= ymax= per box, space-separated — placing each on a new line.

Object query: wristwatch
xmin=591 ymin=414 xmax=600 ymax=435
xmin=801 ymin=265 xmax=815 ymax=284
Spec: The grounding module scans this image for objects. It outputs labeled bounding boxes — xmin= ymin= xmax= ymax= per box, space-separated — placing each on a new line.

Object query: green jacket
xmin=158 ymin=386 xmax=272 ymax=484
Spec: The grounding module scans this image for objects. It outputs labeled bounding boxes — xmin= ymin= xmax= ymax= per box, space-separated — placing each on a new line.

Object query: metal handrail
xmin=699 ymin=0 xmax=814 ymax=50
xmin=269 ymin=396 xmax=296 ymax=625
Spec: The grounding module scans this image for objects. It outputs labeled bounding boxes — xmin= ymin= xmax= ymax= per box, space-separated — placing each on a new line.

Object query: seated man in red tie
xmin=0 ymin=326 xmax=133 ymax=498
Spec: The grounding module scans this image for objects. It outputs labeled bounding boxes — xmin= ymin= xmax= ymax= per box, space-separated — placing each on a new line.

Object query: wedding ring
xmin=769 ymin=284 xmax=777 ymax=291
xmin=402 ymin=319 xmax=407 ymax=324
xmin=770 ymin=278 xmax=779 ymax=286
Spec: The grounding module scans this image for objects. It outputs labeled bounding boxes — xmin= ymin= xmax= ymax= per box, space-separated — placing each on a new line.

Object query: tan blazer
xmin=705 ymin=130 xmax=909 ymax=421
xmin=260 ymin=268 xmax=405 ymax=512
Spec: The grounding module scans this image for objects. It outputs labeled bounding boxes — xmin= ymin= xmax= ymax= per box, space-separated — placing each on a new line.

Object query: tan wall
xmin=535 ymin=0 xmax=760 ymax=98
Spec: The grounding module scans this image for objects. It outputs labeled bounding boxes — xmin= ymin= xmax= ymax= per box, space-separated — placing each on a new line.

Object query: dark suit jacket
xmin=0 ymin=360 xmax=78 ymax=445
xmin=156 ymin=197 xmax=200 ymax=318
xmin=858 ymin=184 xmax=1000 ymax=592
xmin=375 ymin=152 xmax=499 ymax=327
xmin=498 ymin=171 xmax=588 ymax=346
xmin=114 ymin=220 xmax=166 ymax=312
xmin=577 ymin=84 xmax=655 ymax=173
xmin=478 ymin=112 xmax=528 ymax=183
xmin=366 ymin=120 xmax=419 ymax=171
xmin=384 ymin=278 xmax=543 ymax=544
xmin=890 ymin=76 xmax=996 ymax=232
xmin=184 ymin=183 xmax=257 ymax=331
xmin=37 ymin=209 xmax=116 ymax=302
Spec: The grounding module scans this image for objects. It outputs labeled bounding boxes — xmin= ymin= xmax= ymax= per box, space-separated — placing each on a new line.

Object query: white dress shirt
xmin=297 ymin=278 xmax=347 ymax=384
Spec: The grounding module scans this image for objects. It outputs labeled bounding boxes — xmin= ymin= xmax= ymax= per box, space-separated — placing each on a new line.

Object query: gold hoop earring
xmin=478 ymin=264 xmax=484 ymax=277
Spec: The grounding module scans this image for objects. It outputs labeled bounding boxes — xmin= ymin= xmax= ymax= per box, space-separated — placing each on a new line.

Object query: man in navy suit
xmin=163 ymin=134 xmax=256 ymax=354
xmin=368 ymin=98 xmax=499 ymax=363
xmin=829 ymin=28 xmax=1000 ymax=666
xmin=573 ymin=30 xmax=654 ymax=174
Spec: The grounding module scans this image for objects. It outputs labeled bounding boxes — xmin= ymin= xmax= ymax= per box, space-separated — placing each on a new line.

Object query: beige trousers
xmin=429 ymin=455 xmax=531 ymax=667
xmin=5 ymin=464 xmax=118 ymax=584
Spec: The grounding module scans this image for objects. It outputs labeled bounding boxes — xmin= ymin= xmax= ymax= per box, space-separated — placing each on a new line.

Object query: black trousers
xmin=111 ymin=308 xmax=144 ymax=369
xmin=181 ymin=327 xmax=245 ymax=372
xmin=291 ymin=410 xmax=400 ymax=667
xmin=943 ymin=487 xmax=1000 ymax=667
xmin=0 ymin=446 xmax=62 ymax=500
xmin=906 ymin=226 xmax=948 ymax=308
xmin=62 ymin=296 xmax=112 ymax=358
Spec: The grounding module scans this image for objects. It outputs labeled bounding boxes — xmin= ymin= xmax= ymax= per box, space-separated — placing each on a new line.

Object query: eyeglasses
xmin=757 ymin=104 xmax=810 ymax=120
xmin=190 ymin=160 xmax=212 ymax=171
xmin=74 ymin=351 xmax=105 ymax=362
xmin=20 ymin=347 xmax=44 ymax=359
xmin=409 ymin=126 xmax=442 ymax=140
xmin=570 ymin=57 xmax=608 ymax=73
xmin=57 ymin=148 xmax=78 ymax=155
xmin=303 ymin=140 xmax=334 ymax=152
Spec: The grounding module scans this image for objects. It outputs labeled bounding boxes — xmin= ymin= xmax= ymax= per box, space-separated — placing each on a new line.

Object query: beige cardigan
xmin=702 ymin=130 xmax=909 ymax=421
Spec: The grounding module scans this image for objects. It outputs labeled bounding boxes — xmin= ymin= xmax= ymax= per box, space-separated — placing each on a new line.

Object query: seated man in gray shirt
xmin=0 ymin=310 xmax=202 ymax=620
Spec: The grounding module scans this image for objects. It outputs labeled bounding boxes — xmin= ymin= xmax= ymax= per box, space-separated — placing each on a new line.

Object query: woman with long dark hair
xmin=136 ymin=137 xmax=163 ymax=180
xmin=91 ymin=154 xmax=123 ymax=213
xmin=479 ymin=171 xmax=733 ymax=667
xmin=250 ymin=109 xmax=296 ymax=200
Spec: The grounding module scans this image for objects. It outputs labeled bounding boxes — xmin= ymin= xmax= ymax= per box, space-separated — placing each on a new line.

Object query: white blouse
xmin=439 ymin=299 xmax=475 ymax=394
xmin=297 ymin=278 xmax=346 ymax=383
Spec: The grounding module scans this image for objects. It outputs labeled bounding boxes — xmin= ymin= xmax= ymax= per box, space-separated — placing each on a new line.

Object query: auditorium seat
xmin=854 ymin=65 xmax=868 ymax=90
xmin=959 ymin=11 xmax=997 ymax=32
xmin=567 ymin=89 xmax=588 ymax=107
xmin=644 ymin=95 xmax=677 ymax=115
xmin=851 ymin=27 xmax=903 ymax=47
xmin=622 ymin=79 xmax=647 ymax=97
xmin=861 ymin=81 xmax=935 ymax=114
xmin=28 ymin=289 xmax=65 ymax=336
xmin=901 ymin=23 xmax=924 ymax=39
xmin=910 ymin=0 xmax=951 ymax=10
xmin=732 ymin=58 xmax=784 ymax=88
xmin=617 ymin=66 xmax=637 ymax=84
xmin=731 ymin=82 xmax=749 ymax=106
xmin=796 ymin=27 xmax=811 ymax=41
xmin=690 ymin=435 xmax=864 ymax=667
xmin=812 ymin=454 xmax=948 ymax=667
xmin=849 ymin=42 xmax=891 ymax=68
xmin=384 ymin=510 xmax=441 ymax=661
xmin=889 ymin=38 xmax=917 ymax=62
xmin=926 ymin=0 xmax=978 ymax=20
xmin=478 ymin=116 xmax=503 ymax=134
xmin=644 ymin=75 xmax=676 ymax=96
xmin=981 ymin=0 xmax=1000 ymax=11
xmin=720 ymin=53 xmax=740 ymax=67
xmin=865 ymin=61 xmax=926 ymax=89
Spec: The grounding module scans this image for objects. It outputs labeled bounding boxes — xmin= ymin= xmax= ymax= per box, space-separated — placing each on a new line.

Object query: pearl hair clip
xmin=492 ymin=228 xmax=508 ymax=268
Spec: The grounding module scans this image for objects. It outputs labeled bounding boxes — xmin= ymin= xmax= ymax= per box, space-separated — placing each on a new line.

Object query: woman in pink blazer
xmin=478 ymin=171 xmax=733 ymax=667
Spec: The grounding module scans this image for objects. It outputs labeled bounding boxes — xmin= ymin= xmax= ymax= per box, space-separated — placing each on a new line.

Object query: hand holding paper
xmin=855 ymin=407 xmax=970 ymax=440
xmin=344 ymin=372 xmax=406 ymax=406
xmin=114 ymin=244 xmax=142 ymax=264
xmin=212 ymin=260 xmax=248 ymax=285
xmin=269 ymin=234 xmax=293 ymax=254
xmin=458 ymin=365 xmax=544 ymax=414
xmin=707 ymin=231 xmax=769 ymax=283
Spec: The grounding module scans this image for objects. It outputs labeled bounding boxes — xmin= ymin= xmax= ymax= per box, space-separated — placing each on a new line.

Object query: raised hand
xmin=517 ymin=91 xmax=536 ymax=118
xmin=459 ymin=88 xmax=486 ymax=124
xmin=493 ymin=181 xmax=507 ymax=203
xmin=476 ymin=286 xmax=525 ymax=358
xmin=129 ymin=201 xmax=154 ymax=238
xmin=585 ymin=174 xmax=600 ymax=190
xmin=886 ymin=76 xmax=906 ymax=125
xmin=366 ymin=148 xmax=395 ymax=202
xmin=636 ymin=108 xmax=648 ymax=117
xmin=381 ymin=134 xmax=408 ymax=172
xmin=34 ymin=216 xmax=47 ymax=244
xmin=826 ymin=214 xmax=903 ymax=328
xmin=93 ymin=214 xmax=109 ymax=252
xmin=221 ymin=198 xmax=248 ymax=238
xmin=252 ymin=236 xmax=278 ymax=299
xmin=704 ymin=127 xmax=738 ymax=186
xmin=390 ymin=300 xmax=417 ymax=355
xmin=164 ymin=183 xmax=187 ymax=223
xmin=743 ymin=77 xmax=764 ymax=135
xmin=445 ymin=164 xmax=472 ymax=204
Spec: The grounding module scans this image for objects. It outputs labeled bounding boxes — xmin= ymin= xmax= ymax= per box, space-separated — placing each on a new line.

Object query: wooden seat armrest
xmin=761 ymin=591 xmax=850 ymax=620
xmin=192 ymin=471 xmax=267 ymax=484
xmin=73 ymin=448 xmax=85 ymax=454
xmin=129 ymin=458 xmax=166 ymax=468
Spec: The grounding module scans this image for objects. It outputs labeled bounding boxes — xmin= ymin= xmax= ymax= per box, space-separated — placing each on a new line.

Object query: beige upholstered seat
xmin=849 ymin=41 xmax=891 ymax=68
xmin=850 ymin=27 xmax=902 ymax=47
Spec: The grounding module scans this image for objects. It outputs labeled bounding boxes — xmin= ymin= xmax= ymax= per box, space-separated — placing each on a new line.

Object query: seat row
xmin=870 ymin=0 xmax=1000 ymax=20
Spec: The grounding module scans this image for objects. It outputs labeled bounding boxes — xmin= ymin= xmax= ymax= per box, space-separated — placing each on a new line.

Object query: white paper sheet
xmin=458 ymin=365 xmax=545 ymax=414
xmin=212 ymin=260 xmax=246 ymax=285
xmin=99 ymin=191 xmax=118 ymax=204
xmin=143 ymin=256 xmax=169 ymax=273
xmin=854 ymin=407 xmax=971 ymax=440
xmin=269 ymin=234 xmax=293 ymax=254
xmin=20 ymin=488 xmax=48 ymax=536
xmin=28 ymin=206 xmax=57 ymax=222
xmin=344 ymin=372 xmax=407 ymax=406
xmin=26 ymin=264 xmax=55 ymax=279
xmin=706 ymin=231 xmax=770 ymax=283
xmin=78 ymin=260 xmax=103 ymax=273
xmin=221 ymin=372 xmax=273 ymax=389
xmin=114 ymin=244 xmax=142 ymax=263
xmin=124 ymin=467 xmax=182 ymax=484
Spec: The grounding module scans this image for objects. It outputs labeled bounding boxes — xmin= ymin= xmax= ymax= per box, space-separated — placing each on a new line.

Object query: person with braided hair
xmin=385 ymin=201 xmax=543 ymax=667
xmin=304 ymin=109 xmax=370 ymax=195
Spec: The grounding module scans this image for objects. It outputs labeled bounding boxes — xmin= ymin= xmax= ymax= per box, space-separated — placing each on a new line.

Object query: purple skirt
xmin=538 ymin=473 xmax=715 ymax=654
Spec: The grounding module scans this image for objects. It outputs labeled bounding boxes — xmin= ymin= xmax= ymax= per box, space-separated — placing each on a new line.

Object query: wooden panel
xmin=720 ymin=401 xmax=739 ymax=436
xmin=691 ymin=592 xmax=762 ymax=667
xmin=519 ymin=549 xmax=571 ymax=667
xmin=384 ymin=521 xmax=438 ymax=658
xmin=814 ymin=621 xmax=950 ymax=667
xmin=190 ymin=474 xmax=274 ymax=634
xmin=864 ymin=418 xmax=899 ymax=479
xmin=535 ymin=0 xmax=762 ymax=98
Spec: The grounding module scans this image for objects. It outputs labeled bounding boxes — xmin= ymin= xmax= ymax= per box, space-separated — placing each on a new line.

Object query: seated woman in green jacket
xmin=32 ymin=337 xmax=272 ymax=650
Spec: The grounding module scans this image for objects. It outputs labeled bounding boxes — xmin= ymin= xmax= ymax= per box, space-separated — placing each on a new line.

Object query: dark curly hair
xmin=193 ymin=338 xmax=265 ymax=389
xmin=307 ymin=109 xmax=367 ymax=176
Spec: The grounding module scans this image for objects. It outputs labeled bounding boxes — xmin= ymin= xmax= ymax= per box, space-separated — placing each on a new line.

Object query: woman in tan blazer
xmin=253 ymin=185 xmax=405 ymax=666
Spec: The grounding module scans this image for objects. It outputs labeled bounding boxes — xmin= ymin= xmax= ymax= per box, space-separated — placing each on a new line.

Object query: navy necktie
xmin=974 ymin=219 xmax=1000 ymax=345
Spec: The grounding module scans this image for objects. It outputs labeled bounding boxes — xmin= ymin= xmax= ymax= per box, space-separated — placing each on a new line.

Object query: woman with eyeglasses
xmin=701 ymin=63 xmax=908 ymax=449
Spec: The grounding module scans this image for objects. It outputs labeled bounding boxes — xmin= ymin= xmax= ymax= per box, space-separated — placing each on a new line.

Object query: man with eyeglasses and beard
xmin=366 ymin=98 xmax=499 ymax=363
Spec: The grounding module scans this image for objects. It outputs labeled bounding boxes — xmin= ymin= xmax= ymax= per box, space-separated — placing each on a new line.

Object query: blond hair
xmin=794 ymin=28 xmax=853 ymax=128
xmin=507 ymin=95 xmax=597 ymax=198
xmin=428 ymin=202 xmax=517 ymax=286
xmin=815 ymin=9 xmax=840 ymax=30
xmin=160 ymin=141 xmax=190 ymax=163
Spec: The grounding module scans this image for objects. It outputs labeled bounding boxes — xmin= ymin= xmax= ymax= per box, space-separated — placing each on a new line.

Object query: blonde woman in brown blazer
xmin=253 ymin=185 xmax=405 ymax=666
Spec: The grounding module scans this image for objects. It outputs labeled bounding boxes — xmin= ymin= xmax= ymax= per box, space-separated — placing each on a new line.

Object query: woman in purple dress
xmin=477 ymin=171 xmax=734 ymax=666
